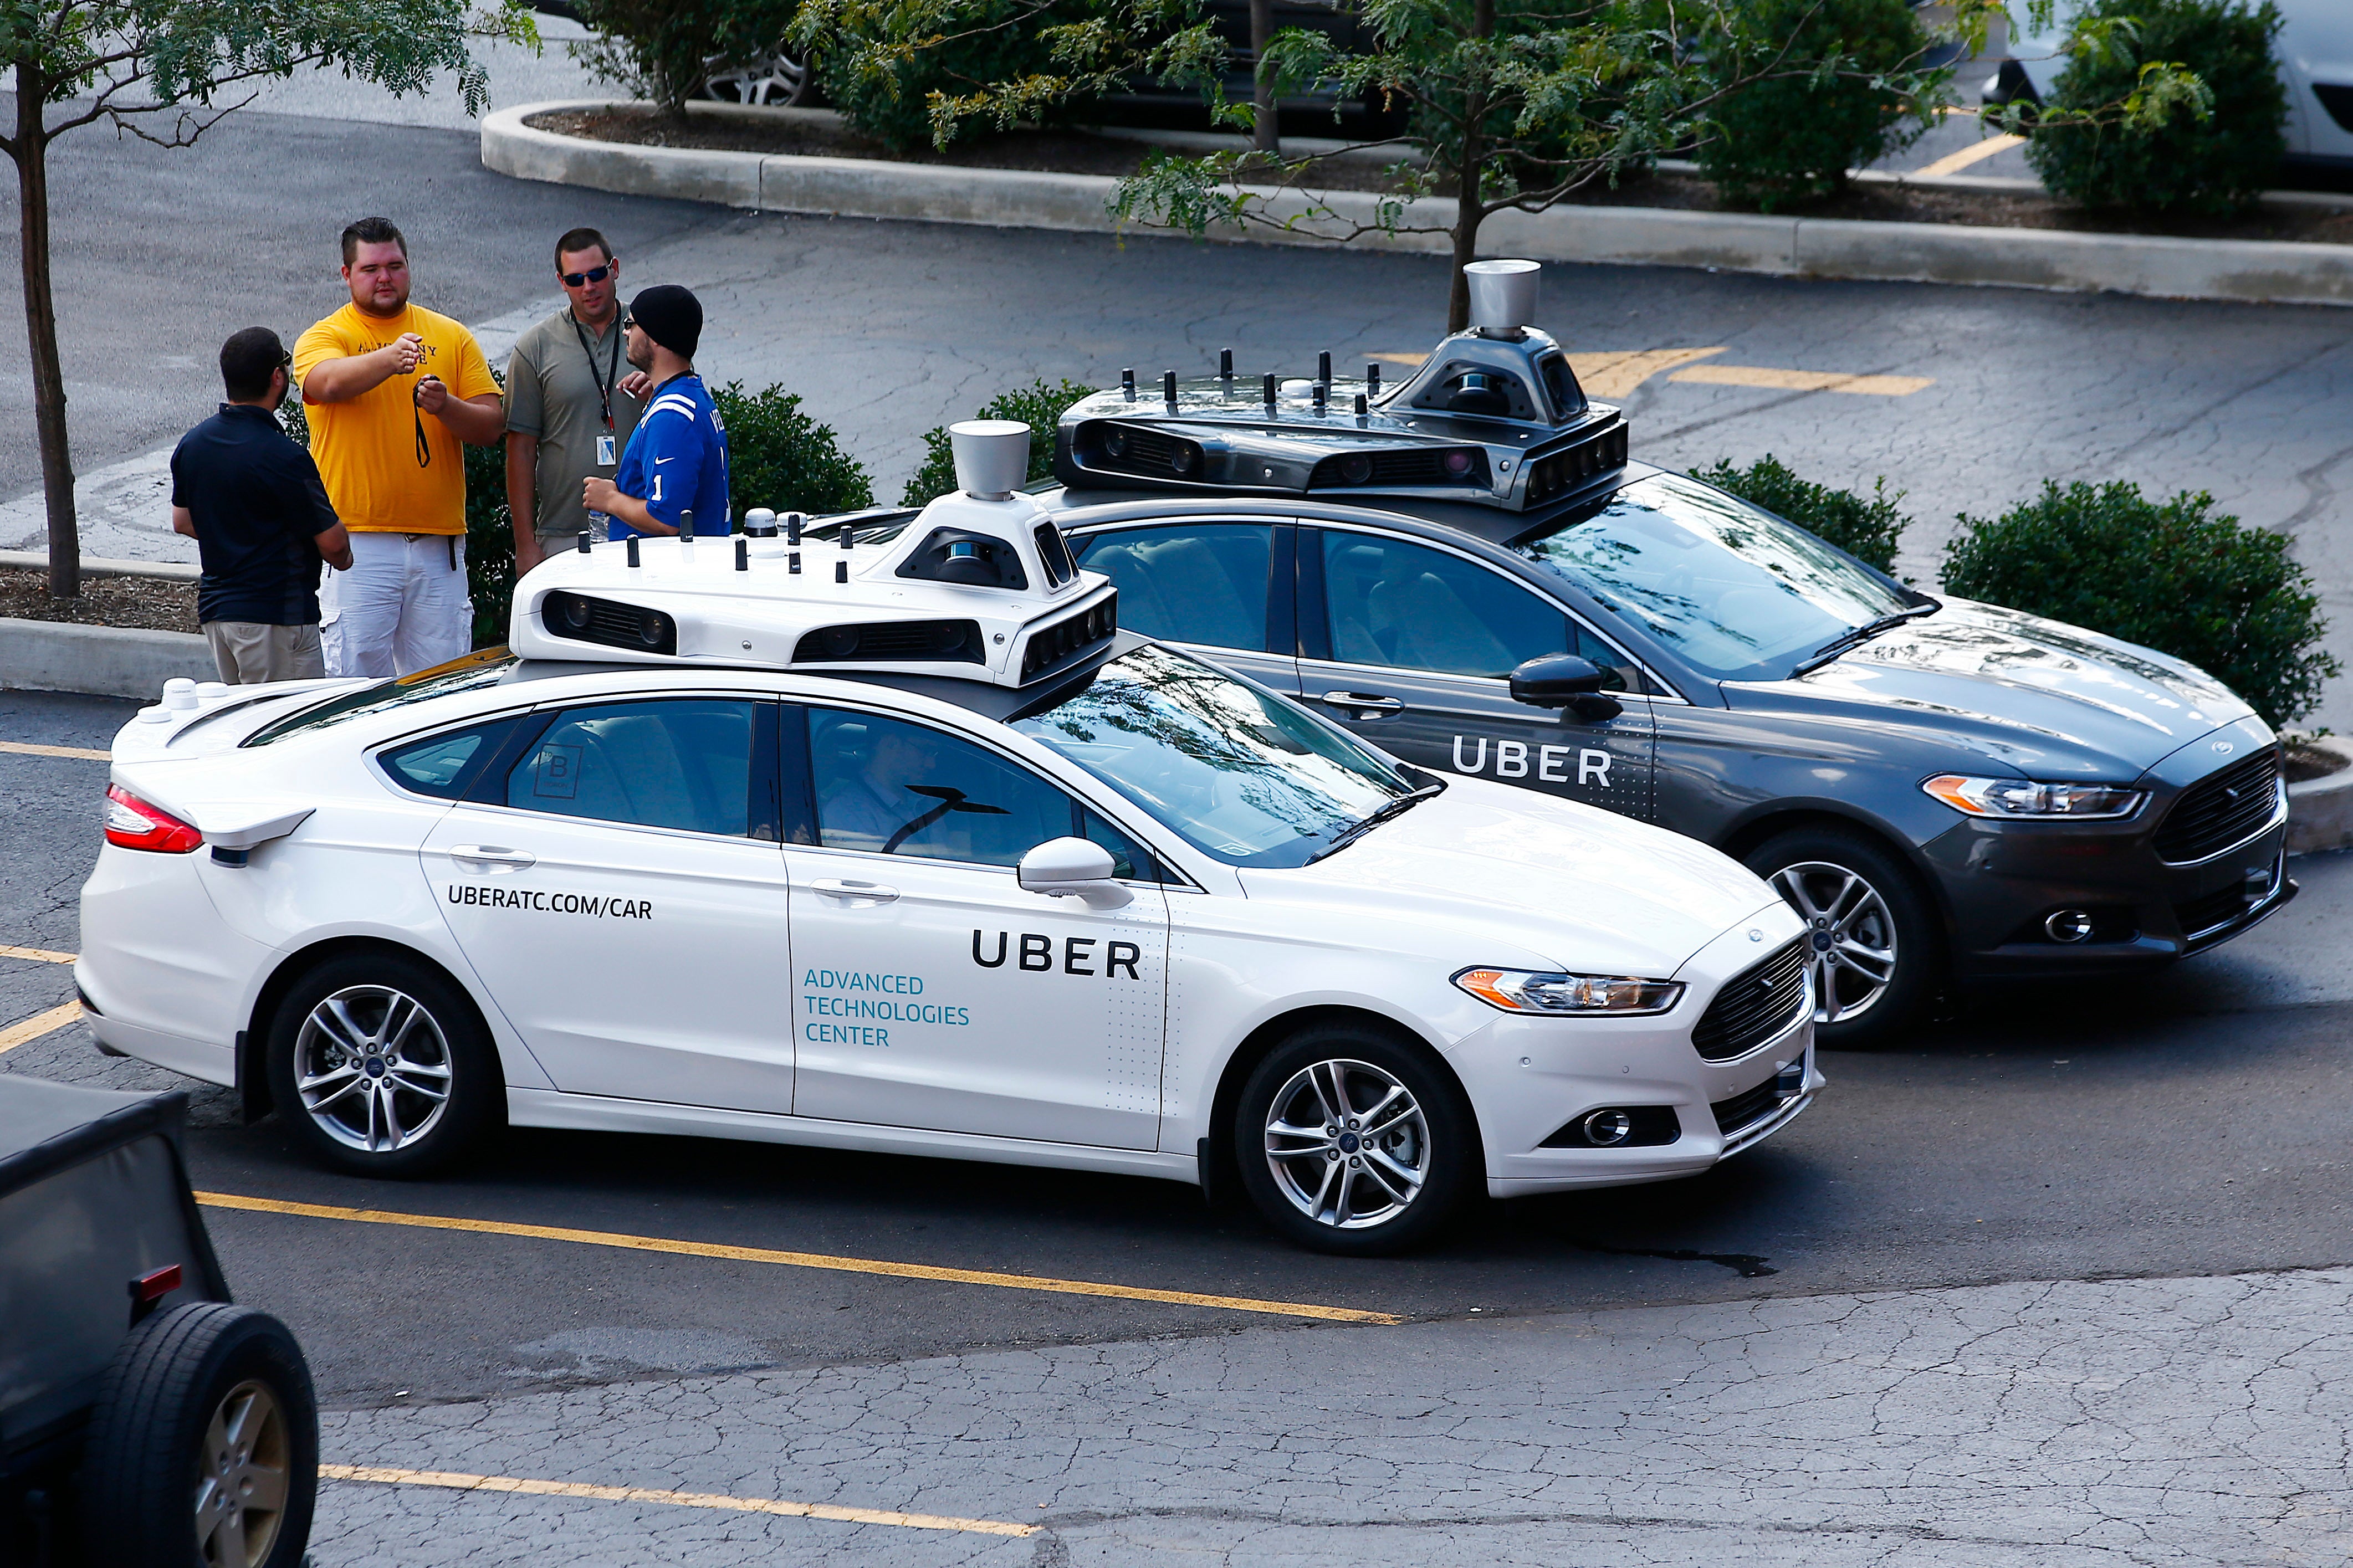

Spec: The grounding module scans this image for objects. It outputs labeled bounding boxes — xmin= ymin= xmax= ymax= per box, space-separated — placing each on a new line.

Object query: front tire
xmin=1744 ymin=825 xmax=1939 ymax=1051
xmin=1232 ymin=1024 xmax=1479 ymax=1256
xmin=267 ymin=951 xmax=504 ymax=1177
xmin=80 ymin=1303 xmax=318 ymax=1568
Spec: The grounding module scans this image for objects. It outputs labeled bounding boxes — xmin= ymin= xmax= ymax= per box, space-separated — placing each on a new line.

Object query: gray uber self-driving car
xmin=996 ymin=262 xmax=2290 ymax=1048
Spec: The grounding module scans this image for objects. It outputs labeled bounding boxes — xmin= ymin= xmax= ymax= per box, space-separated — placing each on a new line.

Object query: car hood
xmin=1238 ymin=780 xmax=1785 ymax=977
xmin=1736 ymin=598 xmax=2259 ymax=777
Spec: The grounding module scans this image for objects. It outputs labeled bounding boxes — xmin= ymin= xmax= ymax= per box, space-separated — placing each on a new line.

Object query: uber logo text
xmin=1452 ymin=736 xmax=1611 ymax=788
xmin=972 ymin=930 xmax=1143 ymax=978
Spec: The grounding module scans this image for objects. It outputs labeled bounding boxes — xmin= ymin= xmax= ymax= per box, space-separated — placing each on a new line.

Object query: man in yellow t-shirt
xmin=294 ymin=216 xmax=503 ymax=677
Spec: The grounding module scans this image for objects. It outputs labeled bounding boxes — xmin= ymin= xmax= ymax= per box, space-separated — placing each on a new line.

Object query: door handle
xmin=812 ymin=878 xmax=899 ymax=905
xmin=448 ymin=845 xmax=535 ymax=872
xmin=1320 ymin=690 xmax=1405 ymax=718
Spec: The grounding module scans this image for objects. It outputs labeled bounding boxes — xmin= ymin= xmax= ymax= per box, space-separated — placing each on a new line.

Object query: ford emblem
xmin=2213 ymin=741 xmax=2234 ymax=755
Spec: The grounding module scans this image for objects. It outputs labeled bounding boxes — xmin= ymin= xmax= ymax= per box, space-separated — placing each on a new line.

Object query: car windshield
xmin=1013 ymin=644 xmax=1415 ymax=868
xmin=1515 ymin=472 xmax=1914 ymax=682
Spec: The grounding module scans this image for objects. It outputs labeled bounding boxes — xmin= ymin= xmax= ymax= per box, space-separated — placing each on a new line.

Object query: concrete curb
xmin=2288 ymin=736 xmax=2353 ymax=857
xmin=483 ymin=101 xmax=2353 ymax=308
xmin=0 ymin=549 xmax=195 ymax=582
xmin=0 ymin=617 xmax=210 ymax=701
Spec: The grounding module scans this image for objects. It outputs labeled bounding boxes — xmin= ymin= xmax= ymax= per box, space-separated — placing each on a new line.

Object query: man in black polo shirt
xmin=172 ymin=327 xmax=353 ymax=683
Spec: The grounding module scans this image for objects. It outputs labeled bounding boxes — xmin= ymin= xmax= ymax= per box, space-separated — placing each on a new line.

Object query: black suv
xmin=995 ymin=271 xmax=2294 ymax=1047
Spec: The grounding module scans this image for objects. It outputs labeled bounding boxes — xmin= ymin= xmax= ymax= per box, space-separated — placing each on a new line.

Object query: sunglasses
xmin=560 ymin=263 xmax=615 ymax=288
xmin=621 ymin=315 xmax=636 ymax=331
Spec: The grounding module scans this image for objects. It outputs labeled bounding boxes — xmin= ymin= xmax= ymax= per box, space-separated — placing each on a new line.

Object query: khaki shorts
xmin=204 ymin=621 xmax=325 ymax=685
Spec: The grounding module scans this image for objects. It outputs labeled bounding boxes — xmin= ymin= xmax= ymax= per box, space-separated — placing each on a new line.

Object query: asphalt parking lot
xmin=9 ymin=686 xmax=2352 ymax=1416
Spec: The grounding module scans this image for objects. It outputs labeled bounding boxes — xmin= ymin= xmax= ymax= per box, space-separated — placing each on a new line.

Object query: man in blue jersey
xmin=584 ymin=284 xmax=730 ymax=539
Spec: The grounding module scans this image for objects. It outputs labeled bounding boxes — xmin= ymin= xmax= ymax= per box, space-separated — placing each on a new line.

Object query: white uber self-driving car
xmin=79 ymin=424 xmax=1817 ymax=1253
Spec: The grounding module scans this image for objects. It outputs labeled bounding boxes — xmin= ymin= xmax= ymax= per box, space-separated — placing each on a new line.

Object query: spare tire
xmin=80 ymin=1301 xmax=318 ymax=1568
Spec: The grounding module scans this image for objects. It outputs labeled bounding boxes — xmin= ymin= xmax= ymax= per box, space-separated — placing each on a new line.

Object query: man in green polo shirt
xmin=504 ymin=227 xmax=648 ymax=572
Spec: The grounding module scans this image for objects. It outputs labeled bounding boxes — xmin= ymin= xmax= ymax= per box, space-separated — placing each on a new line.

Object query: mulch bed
xmin=538 ymin=106 xmax=2353 ymax=247
xmin=2285 ymin=743 xmax=2348 ymax=784
xmin=0 ymin=568 xmax=199 ymax=633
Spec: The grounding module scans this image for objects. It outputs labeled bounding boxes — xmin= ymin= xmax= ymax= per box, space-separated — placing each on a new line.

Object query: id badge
xmin=596 ymin=433 xmax=617 ymax=468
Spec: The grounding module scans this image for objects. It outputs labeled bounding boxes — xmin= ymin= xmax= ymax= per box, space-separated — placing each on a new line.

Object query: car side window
xmin=810 ymin=709 xmax=1093 ymax=870
xmin=379 ymin=716 xmax=519 ymax=800
xmin=1321 ymin=532 xmax=1573 ymax=680
xmin=1075 ymin=523 xmax=1272 ymax=652
xmin=504 ymin=699 xmax=758 ymax=836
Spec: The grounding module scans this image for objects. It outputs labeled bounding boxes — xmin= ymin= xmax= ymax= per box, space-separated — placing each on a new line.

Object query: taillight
xmin=104 ymin=784 xmax=202 ymax=853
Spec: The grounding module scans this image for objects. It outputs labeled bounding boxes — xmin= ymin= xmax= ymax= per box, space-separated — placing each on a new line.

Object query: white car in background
xmin=1989 ymin=0 xmax=2353 ymax=178
xmin=75 ymin=428 xmax=1818 ymax=1255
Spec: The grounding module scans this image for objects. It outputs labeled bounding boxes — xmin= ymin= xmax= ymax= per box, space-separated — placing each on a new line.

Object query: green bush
xmin=1694 ymin=455 xmax=1908 ymax=575
xmin=2025 ymin=0 xmax=2286 ymax=215
xmin=572 ymin=0 xmax=797 ymax=112
xmin=713 ymin=381 xmax=876 ymax=522
xmin=1696 ymin=0 xmax=1926 ymax=211
xmin=811 ymin=0 xmax=1098 ymax=152
xmin=901 ymin=378 xmax=1099 ymax=506
xmin=1942 ymin=480 xmax=2336 ymax=729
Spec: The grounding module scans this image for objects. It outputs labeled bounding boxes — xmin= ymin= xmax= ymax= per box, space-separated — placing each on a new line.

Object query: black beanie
xmin=628 ymin=284 xmax=702 ymax=360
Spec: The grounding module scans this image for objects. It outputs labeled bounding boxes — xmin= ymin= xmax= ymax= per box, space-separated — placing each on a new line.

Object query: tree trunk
xmin=1249 ymin=0 xmax=1278 ymax=155
xmin=13 ymin=66 xmax=78 ymax=599
xmin=1445 ymin=0 xmax=1497 ymax=334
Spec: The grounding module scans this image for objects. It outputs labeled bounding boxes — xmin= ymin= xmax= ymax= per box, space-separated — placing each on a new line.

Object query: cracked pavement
xmin=306 ymin=1268 xmax=2353 ymax=1566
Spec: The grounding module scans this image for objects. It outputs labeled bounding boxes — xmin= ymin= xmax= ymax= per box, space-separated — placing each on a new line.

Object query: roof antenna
xmin=836 ymin=559 xmax=848 ymax=583
xmin=744 ymin=507 xmax=777 ymax=539
xmin=1367 ymin=362 xmax=1381 ymax=398
xmin=790 ymin=551 xmax=801 ymax=575
xmin=1261 ymin=372 xmax=1276 ymax=406
xmin=1317 ymin=351 xmax=1332 ymax=385
xmin=1354 ymin=392 xmax=1368 ymax=421
xmin=626 ymin=536 xmax=640 ymax=568
xmin=1312 ymin=380 xmax=1327 ymax=412
xmin=735 ymin=537 xmax=749 ymax=571
xmin=677 ymin=511 xmax=695 ymax=565
xmin=1219 ymin=347 xmax=1233 ymax=383
xmin=786 ymin=511 xmax=804 ymax=546
xmin=1162 ymin=370 xmax=1177 ymax=406
xmin=840 ymin=520 xmax=855 ymax=550
xmin=1121 ymin=367 xmax=1136 ymax=402
xmin=576 ymin=530 xmax=591 ymax=554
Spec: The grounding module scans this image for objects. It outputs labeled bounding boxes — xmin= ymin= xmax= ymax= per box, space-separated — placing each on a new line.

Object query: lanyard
xmin=571 ymin=314 xmax=622 ymax=430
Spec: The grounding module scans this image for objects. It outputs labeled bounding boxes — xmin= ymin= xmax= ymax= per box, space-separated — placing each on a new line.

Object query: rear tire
xmin=1743 ymin=825 xmax=1939 ymax=1051
xmin=1232 ymin=1024 xmax=1480 ymax=1256
xmin=80 ymin=1302 xmax=318 ymax=1568
xmin=267 ymin=950 xmax=503 ymax=1177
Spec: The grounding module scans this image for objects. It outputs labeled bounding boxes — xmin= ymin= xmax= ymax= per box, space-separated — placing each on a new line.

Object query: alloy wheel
xmin=293 ymin=985 xmax=453 ymax=1153
xmin=195 ymin=1379 xmax=289 ymax=1568
xmin=1771 ymin=860 xmax=1898 ymax=1024
xmin=1262 ymin=1058 xmax=1431 ymax=1229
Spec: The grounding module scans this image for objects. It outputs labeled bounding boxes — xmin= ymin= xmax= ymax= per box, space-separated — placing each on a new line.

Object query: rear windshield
xmin=242 ymin=649 xmax=519 ymax=747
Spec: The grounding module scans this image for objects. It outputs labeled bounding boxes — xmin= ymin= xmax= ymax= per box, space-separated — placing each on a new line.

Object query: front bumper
xmin=1924 ymin=724 xmax=2294 ymax=980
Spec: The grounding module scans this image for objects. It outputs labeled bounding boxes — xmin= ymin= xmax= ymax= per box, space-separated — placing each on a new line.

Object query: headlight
xmin=1453 ymin=967 xmax=1684 ymax=1015
xmin=1921 ymin=775 xmax=2145 ymax=818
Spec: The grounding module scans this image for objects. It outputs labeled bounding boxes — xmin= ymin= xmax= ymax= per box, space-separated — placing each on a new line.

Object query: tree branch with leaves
xmin=0 ymin=0 xmax=533 ymax=597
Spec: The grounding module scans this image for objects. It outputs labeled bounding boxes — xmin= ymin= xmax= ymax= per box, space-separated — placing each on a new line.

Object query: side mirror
xmin=1509 ymin=654 xmax=1623 ymax=724
xmin=1017 ymin=837 xmax=1133 ymax=910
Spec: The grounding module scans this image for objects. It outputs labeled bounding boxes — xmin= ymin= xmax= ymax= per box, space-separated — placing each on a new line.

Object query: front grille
xmin=791 ymin=619 xmax=983 ymax=664
xmin=2173 ymin=882 xmax=2255 ymax=939
xmin=1710 ymin=1078 xmax=1785 ymax=1136
xmin=2153 ymin=749 xmax=2281 ymax=864
xmin=1691 ymin=939 xmax=1808 ymax=1062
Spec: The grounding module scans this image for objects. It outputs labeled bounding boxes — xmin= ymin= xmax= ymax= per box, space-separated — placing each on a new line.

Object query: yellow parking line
xmin=319 ymin=1464 xmax=1037 ymax=1536
xmin=0 ymin=1001 xmax=82 ymax=1053
xmin=1911 ymin=134 xmax=2026 ymax=179
xmin=0 ymin=945 xmax=76 ymax=964
xmin=0 ymin=740 xmax=110 ymax=761
xmin=1668 ymin=365 xmax=1933 ymax=397
xmin=1568 ymin=346 xmax=1727 ymax=399
xmin=196 ymin=1192 xmax=1402 ymax=1324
